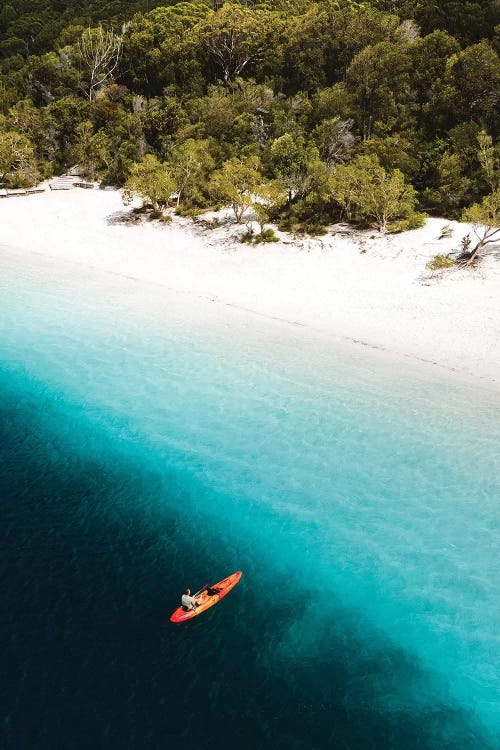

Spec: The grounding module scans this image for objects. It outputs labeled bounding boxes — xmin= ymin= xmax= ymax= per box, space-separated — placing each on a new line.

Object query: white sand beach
xmin=1 ymin=187 xmax=499 ymax=389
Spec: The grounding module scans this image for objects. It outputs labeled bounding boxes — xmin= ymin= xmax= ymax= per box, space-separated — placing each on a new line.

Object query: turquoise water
xmin=1 ymin=247 xmax=499 ymax=748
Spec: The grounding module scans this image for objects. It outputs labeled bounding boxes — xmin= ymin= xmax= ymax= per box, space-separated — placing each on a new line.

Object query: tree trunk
xmin=466 ymin=239 xmax=484 ymax=265
xmin=466 ymin=227 xmax=500 ymax=265
xmin=377 ymin=216 xmax=388 ymax=233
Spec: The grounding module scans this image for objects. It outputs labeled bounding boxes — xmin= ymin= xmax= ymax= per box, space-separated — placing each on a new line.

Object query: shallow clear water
xmin=1 ymin=248 xmax=499 ymax=749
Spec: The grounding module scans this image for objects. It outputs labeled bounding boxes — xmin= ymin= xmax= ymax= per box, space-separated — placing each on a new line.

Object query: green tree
xmin=410 ymin=30 xmax=460 ymax=105
xmin=462 ymin=191 xmax=500 ymax=264
xmin=331 ymin=154 xmax=420 ymax=232
xmin=0 ymin=129 xmax=39 ymax=187
xmin=346 ymin=41 xmax=413 ymax=140
xmin=460 ymin=132 xmax=500 ymax=264
xmin=121 ymin=3 xmax=208 ymax=95
xmin=311 ymin=84 xmax=355 ymax=125
xmin=6 ymin=98 xmax=58 ymax=175
xmin=45 ymin=95 xmax=90 ymax=170
xmin=270 ymin=133 xmax=313 ymax=202
xmin=251 ymin=180 xmax=287 ymax=232
xmin=422 ymin=152 xmax=470 ymax=216
xmin=169 ymin=138 xmax=214 ymax=206
xmin=209 ymin=155 xmax=260 ymax=222
xmin=282 ymin=1 xmax=402 ymax=93
xmin=446 ymin=42 xmax=500 ymax=132
xmin=410 ymin=30 xmax=461 ymax=135
xmin=477 ymin=130 xmax=499 ymax=192
xmin=402 ymin=0 xmax=499 ymax=47
xmin=281 ymin=5 xmax=327 ymax=93
xmin=448 ymin=122 xmax=483 ymax=171
xmin=311 ymin=117 xmax=354 ymax=169
xmin=75 ymin=120 xmax=112 ymax=180
xmin=357 ymin=134 xmax=419 ymax=179
xmin=123 ymin=154 xmax=174 ymax=211
xmin=24 ymin=50 xmax=81 ymax=105
xmin=106 ymin=140 xmax=139 ymax=186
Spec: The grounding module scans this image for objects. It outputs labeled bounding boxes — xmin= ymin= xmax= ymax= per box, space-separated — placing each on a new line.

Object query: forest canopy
xmin=1 ymin=0 xmax=499 ymax=231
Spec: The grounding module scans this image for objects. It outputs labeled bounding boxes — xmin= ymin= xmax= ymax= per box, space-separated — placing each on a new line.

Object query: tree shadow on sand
xmin=106 ymin=209 xmax=143 ymax=226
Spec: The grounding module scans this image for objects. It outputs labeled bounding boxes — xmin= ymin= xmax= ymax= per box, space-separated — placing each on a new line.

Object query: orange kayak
xmin=170 ymin=571 xmax=242 ymax=623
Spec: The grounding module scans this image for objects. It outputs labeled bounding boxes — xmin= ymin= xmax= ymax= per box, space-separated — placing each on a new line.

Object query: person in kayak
xmin=181 ymin=589 xmax=199 ymax=611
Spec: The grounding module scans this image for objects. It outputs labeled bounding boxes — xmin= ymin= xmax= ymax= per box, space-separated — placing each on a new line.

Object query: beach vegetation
xmin=75 ymin=120 xmax=112 ymax=180
xmin=460 ymin=233 xmax=472 ymax=255
xmin=251 ymin=181 xmax=287 ymax=233
xmin=175 ymin=204 xmax=203 ymax=219
xmin=254 ymin=227 xmax=279 ymax=243
xmin=461 ymin=191 xmax=500 ymax=265
xmin=201 ymin=217 xmax=220 ymax=230
xmin=387 ymin=212 xmax=427 ymax=233
xmin=311 ymin=118 xmax=355 ymax=170
xmin=169 ymin=138 xmax=215 ymax=207
xmin=330 ymin=155 xmax=423 ymax=233
xmin=421 ymin=153 xmax=471 ymax=218
xmin=122 ymin=154 xmax=174 ymax=212
xmin=0 ymin=129 xmax=40 ymax=187
xmin=209 ymin=155 xmax=261 ymax=223
xmin=426 ymin=253 xmax=455 ymax=272
xmin=304 ymin=222 xmax=329 ymax=236
xmin=241 ymin=226 xmax=279 ymax=244
xmin=277 ymin=214 xmax=301 ymax=234
xmin=240 ymin=227 xmax=254 ymax=243
xmin=270 ymin=135 xmax=317 ymax=205
xmin=457 ymin=131 xmax=500 ymax=265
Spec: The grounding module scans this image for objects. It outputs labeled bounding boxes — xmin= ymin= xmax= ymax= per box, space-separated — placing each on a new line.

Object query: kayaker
xmin=181 ymin=588 xmax=198 ymax=611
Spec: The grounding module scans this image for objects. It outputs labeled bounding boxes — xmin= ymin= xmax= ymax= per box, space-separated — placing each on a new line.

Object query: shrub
xmin=242 ymin=227 xmax=279 ymax=244
xmin=241 ymin=228 xmax=255 ymax=243
xmin=203 ymin=218 xmax=220 ymax=230
xmin=175 ymin=205 xmax=201 ymax=219
xmin=388 ymin=212 xmax=427 ymax=233
xmin=305 ymin=223 xmax=328 ymax=236
xmin=278 ymin=214 xmax=299 ymax=232
xmin=40 ymin=160 xmax=56 ymax=180
xmin=426 ymin=254 xmax=455 ymax=272
xmin=254 ymin=228 xmax=279 ymax=243
xmin=460 ymin=233 xmax=472 ymax=254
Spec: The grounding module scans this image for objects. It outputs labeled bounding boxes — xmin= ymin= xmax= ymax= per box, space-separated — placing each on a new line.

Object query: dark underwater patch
xmin=0 ymin=372 xmax=494 ymax=750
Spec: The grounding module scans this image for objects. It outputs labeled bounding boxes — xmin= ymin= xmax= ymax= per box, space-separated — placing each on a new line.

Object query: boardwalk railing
xmin=0 ymin=188 xmax=45 ymax=199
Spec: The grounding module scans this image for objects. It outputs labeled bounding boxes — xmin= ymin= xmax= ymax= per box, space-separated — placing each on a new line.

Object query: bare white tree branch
xmin=78 ymin=26 xmax=123 ymax=101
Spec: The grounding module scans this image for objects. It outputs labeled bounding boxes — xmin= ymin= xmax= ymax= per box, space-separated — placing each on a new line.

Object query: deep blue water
xmin=1 ymin=248 xmax=500 ymax=749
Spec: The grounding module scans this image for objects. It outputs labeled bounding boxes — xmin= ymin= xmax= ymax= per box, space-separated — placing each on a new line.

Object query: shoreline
xmin=1 ymin=188 xmax=499 ymax=392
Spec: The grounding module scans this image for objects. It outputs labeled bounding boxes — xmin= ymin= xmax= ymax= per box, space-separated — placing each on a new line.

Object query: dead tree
xmin=78 ymin=26 xmax=122 ymax=101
